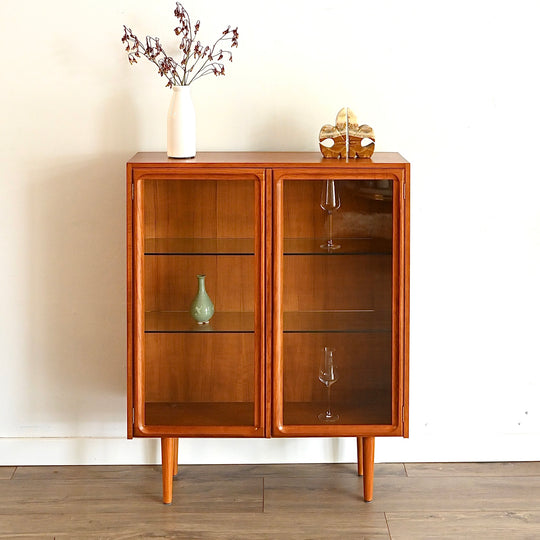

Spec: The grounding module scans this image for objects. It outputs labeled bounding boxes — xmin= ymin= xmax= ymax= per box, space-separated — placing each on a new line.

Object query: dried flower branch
xmin=121 ymin=2 xmax=239 ymax=87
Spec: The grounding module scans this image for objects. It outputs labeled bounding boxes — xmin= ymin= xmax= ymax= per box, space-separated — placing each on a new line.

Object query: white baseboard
xmin=0 ymin=434 xmax=539 ymax=466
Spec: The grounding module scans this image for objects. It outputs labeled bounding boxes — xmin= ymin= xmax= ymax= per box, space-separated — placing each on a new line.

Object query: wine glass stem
xmin=328 ymin=212 xmax=333 ymax=246
xmin=326 ymin=385 xmax=332 ymax=417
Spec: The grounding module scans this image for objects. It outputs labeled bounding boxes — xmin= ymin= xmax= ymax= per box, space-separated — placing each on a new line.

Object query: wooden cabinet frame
xmin=130 ymin=168 xmax=266 ymax=438
xmin=127 ymin=152 xmax=410 ymax=504
xmin=271 ymin=167 xmax=409 ymax=438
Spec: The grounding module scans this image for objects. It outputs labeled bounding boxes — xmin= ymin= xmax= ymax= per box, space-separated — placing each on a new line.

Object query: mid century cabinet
xmin=126 ymin=152 xmax=410 ymax=504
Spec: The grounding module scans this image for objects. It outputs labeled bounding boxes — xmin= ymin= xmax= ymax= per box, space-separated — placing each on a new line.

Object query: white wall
xmin=1 ymin=0 xmax=539 ymax=465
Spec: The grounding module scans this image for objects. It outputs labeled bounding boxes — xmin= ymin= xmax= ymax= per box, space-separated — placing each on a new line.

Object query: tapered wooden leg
xmin=161 ymin=437 xmax=174 ymax=504
xmin=172 ymin=438 xmax=179 ymax=477
xmin=357 ymin=437 xmax=363 ymax=476
xmin=362 ymin=436 xmax=375 ymax=502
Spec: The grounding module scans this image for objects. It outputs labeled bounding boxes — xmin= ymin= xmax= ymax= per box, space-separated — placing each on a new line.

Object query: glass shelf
xmin=283 ymin=311 xmax=391 ymax=333
xmin=145 ymin=311 xmax=254 ymax=333
xmin=283 ymin=238 xmax=391 ymax=255
xmin=145 ymin=238 xmax=255 ymax=255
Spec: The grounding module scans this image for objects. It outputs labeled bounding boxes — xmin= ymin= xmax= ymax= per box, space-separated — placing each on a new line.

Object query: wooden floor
xmin=1 ymin=462 xmax=540 ymax=538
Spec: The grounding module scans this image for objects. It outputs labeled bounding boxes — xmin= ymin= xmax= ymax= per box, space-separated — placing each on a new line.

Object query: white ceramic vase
xmin=167 ymin=85 xmax=196 ymax=158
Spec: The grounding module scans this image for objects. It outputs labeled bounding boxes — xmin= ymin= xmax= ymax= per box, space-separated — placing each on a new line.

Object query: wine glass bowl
xmin=320 ymin=180 xmax=341 ymax=251
xmin=320 ymin=179 xmax=341 ymax=213
xmin=318 ymin=347 xmax=339 ymax=422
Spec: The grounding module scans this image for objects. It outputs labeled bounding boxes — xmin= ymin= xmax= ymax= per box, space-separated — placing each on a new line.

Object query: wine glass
xmin=320 ymin=180 xmax=341 ymax=250
xmin=318 ymin=347 xmax=339 ymax=422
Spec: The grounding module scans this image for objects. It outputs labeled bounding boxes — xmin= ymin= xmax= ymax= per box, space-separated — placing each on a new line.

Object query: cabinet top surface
xmin=128 ymin=151 xmax=408 ymax=167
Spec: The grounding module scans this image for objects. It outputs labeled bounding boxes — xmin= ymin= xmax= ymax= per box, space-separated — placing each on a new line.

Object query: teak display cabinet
xmin=126 ymin=152 xmax=410 ymax=504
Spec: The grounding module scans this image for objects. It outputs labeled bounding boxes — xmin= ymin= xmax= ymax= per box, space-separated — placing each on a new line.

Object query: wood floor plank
xmin=263 ymin=475 xmax=540 ymax=513
xmin=264 ymin=474 xmax=371 ymax=513
xmin=0 ymin=536 xmax=54 ymax=539
xmin=405 ymin=461 xmax=540 ymax=477
xmin=0 ymin=467 xmax=15 ymax=480
xmin=3 ymin=463 xmax=540 ymax=538
xmin=386 ymin=510 xmax=540 ymax=539
xmin=11 ymin=465 xmax=162 ymax=481
xmin=0 ymin=511 xmax=390 ymax=539
xmin=0 ymin=477 xmax=263 ymax=514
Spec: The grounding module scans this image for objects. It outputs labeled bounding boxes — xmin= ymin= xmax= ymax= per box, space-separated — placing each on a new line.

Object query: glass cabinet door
xmin=133 ymin=173 xmax=265 ymax=436
xmin=274 ymin=175 xmax=402 ymax=435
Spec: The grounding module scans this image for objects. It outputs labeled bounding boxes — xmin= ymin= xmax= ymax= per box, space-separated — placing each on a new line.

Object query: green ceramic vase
xmin=190 ymin=274 xmax=214 ymax=324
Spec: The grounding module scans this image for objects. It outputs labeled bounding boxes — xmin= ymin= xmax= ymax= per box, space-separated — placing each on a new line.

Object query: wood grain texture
xmin=363 ymin=436 xmax=375 ymax=501
xmin=405 ymin=461 xmax=540 ymax=477
xmin=127 ymin=153 xmax=410 ymax=504
xmin=263 ymin=474 xmax=376 ymax=513
xmin=131 ymin=167 xmax=266 ymax=441
xmin=3 ymin=463 xmax=540 ymax=538
xmin=0 ymin=467 xmax=15 ymax=480
xmin=126 ymin=162 xmax=134 ymax=439
xmin=173 ymin=438 xmax=179 ymax=477
xmin=12 ymin=465 xmax=164 ymax=480
xmin=282 ymin=334 xmax=392 ymax=406
xmin=319 ymin=108 xmax=375 ymax=158
xmin=145 ymin=402 xmax=255 ymax=427
xmin=127 ymin=151 xmax=408 ymax=165
xmin=0 ymin=512 xmax=390 ymax=539
xmin=386 ymin=511 xmax=540 ymax=539
xmin=175 ymin=462 xmax=406 ymax=479
xmin=357 ymin=437 xmax=364 ymax=476
xmin=144 ymin=254 xmax=255 ymax=312
xmin=402 ymin=163 xmax=410 ymax=437
xmin=263 ymin=475 xmax=540 ymax=513
xmin=282 ymin=255 xmax=392 ymax=312
xmin=271 ymin=165 xmax=407 ymax=441
xmin=282 ymin=179 xmax=393 ymax=241
xmin=0 ymin=475 xmax=263 ymax=515
xmin=282 ymin=399 xmax=392 ymax=428
xmin=161 ymin=437 xmax=174 ymax=504
xmin=264 ymin=169 xmax=273 ymax=437
xmin=11 ymin=463 xmax=406 ymax=481
xmin=144 ymin=179 xmax=255 ymax=240
xmin=144 ymin=333 xmax=255 ymax=403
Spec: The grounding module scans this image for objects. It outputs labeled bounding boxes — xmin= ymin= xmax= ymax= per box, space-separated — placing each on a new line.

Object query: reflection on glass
xmin=318 ymin=347 xmax=339 ymax=422
xmin=141 ymin=178 xmax=258 ymax=428
xmin=320 ymin=180 xmax=341 ymax=251
xmin=280 ymin=178 xmax=395 ymax=427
